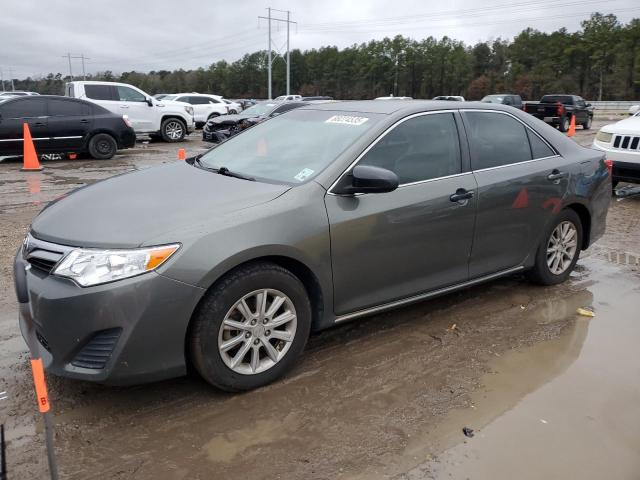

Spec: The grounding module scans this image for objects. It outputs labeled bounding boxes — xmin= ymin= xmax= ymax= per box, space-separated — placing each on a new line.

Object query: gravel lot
xmin=0 ymin=121 xmax=639 ymax=479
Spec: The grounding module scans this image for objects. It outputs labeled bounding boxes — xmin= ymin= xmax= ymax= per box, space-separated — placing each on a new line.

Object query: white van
xmin=66 ymin=81 xmax=195 ymax=142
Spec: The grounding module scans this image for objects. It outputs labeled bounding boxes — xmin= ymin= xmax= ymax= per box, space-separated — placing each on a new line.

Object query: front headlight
xmin=595 ymin=130 xmax=613 ymax=143
xmin=184 ymin=106 xmax=194 ymax=116
xmin=53 ymin=244 xmax=180 ymax=287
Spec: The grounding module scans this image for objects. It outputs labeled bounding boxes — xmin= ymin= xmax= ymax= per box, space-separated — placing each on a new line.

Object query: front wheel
xmin=527 ymin=209 xmax=582 ymax=285
xmin=88 ymin=133 xmax=117 ymax=160
xmin=160 ymin=118 xmax=186 ymax=142
xmin=190 ymin=262 xmax=311 ymax=391
xmin=582 ymin=116 xmax=592 ymax=130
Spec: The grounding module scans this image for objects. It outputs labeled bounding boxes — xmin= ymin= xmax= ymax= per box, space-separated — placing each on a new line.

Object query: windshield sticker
xmin=325 ymin=115 xmax=369 ymax=126
xmin=294 ymin=168 xmax=315 ymax=182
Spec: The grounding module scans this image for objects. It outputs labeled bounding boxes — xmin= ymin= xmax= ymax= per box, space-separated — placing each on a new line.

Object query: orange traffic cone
xmin=177 ymin=148 xmax=186 ymax=160
xmin=21 ymin=123 xmax=43 ymax=171
xmin=567 ymin=115 xmax=576 ymax=138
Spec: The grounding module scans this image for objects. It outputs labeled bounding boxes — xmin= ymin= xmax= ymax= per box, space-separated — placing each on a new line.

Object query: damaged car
xmin=203 ymin=100 xmax=308 ymax=143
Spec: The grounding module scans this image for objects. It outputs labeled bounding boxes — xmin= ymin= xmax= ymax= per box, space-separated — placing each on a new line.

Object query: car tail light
xmin=122 ymin=115 xmax=132 ymax=128
xmin=604 ymin=159 xmax=613 ymax=176
xmin=556 ymin=102 xmax=564 ymax=116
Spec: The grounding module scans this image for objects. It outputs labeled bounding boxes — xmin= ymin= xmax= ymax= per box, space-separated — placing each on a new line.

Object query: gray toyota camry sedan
xmin=14 ymin=101 xmax=611 ymax=391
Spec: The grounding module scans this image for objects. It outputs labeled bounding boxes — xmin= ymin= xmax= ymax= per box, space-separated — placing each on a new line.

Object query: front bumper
xmin=592 ymin=140 xmax=640 ymax=183
xmin=14 ymin=247 xmax=204 ymax=385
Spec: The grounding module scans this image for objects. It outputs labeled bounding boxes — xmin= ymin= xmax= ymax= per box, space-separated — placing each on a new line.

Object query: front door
xmin=0 ymin=97 xmax=48 ymax=155
xmin=115 ymin=85 xmax=154 ymax=132
xmin=325 ymin=112 xmax=477 ymax=315
xmin=461 ymin=110 xmax=570 ymax=278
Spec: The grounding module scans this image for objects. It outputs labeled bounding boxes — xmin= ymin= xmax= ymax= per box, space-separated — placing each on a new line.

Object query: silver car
xmin=15 ymin=101 xmax=611 ymax=391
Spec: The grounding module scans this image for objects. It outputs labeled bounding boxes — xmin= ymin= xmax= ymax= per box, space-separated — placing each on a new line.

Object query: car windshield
xmin=241 ymin=102 xmax=279 ymax=116
xmin=482 ymin=95 xmax=503 ymax=103
xmin=198 ymin=109 xmax=382 ymax=184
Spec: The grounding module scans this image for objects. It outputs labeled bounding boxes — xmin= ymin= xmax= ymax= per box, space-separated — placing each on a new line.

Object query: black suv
xmin=0 ymin=95 xmax=136 ymax=159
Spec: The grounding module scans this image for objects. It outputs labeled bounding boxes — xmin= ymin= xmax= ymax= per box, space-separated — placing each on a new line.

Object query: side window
xmin=47 ymin=99 xmax=91 ymax=116
xmin=465 ymin=112 xmax=532 ymax=170
xmin=527 ymin=129 xmax=555 ymax=159
xmin=359 ymin=113 xmax=462 ymax=184
xmin=208 ymin=98 xmax=222 ymax=104
xmin=85 ymin=84 xmax=116 ymax=101
xmin=189 ymin=97 xmax=210 ymax=105
xmin=117 ymin=86 xmax=146 ymax=102
xmin=0 ymin=98 xmax=47 ymax=118
xmin=503 ymin=96 xmax=513 ymax=105
xmin=176 ymin=96 xmax=190 ymax=103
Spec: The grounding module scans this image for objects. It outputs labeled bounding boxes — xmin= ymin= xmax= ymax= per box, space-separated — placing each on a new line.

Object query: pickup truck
xmin=523 ymin=95 xmax=593 ymax=132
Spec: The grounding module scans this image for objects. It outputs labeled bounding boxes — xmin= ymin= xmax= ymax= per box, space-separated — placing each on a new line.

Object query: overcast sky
xmin=1 ymin=0 xmax=639 ymax=79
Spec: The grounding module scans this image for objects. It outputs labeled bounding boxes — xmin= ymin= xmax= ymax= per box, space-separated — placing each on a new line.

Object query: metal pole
xmin=66 ymin=53 xmax=73 ymax=80
xmin=8 ymin=69 xmax=14 ymax=92
xmin=0 ymin=69 xmax=4 ymax=92
xmin=267 ymin=8 xmax=272 ymax=100
xmin=286 ymin=10 xmax=290 ymax=96
xmin=81 ymin=54 xmax=86 ymax=80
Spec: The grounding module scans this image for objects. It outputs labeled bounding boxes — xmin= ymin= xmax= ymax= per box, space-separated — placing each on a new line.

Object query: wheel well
xmin=565 ymin=203 xmax=591 ymax=249
xmin=184 ymin=256 xmax=325 ymax=367
xmin=161 ymin=115 xmax=187 ymax=127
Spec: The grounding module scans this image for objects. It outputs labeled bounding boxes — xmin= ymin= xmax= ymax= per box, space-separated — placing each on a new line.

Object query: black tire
xmin=88 ymin=133 xmax=117 ymax=160
xmin=160 ymin=118 xmax=186 ymax=142
xmin=190 ymin=262 xmax=312 ymax=392
xmin=527 ymin=209 xmax=583 ymax=286
xmin=612 ymin=180 xmax=619 ymax=195
xmin=582 ymin=116 xmax=592 ymax=130
xmin=558 ymin=116 xmax=570 ymax=132
xmin=229 ymin=109 xmax=238 ymax=115
xmin=207 ymin=113 xmax=220 ymax=121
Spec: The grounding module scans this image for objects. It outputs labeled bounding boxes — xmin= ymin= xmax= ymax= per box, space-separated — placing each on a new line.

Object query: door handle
xmin=120 ymin=105 xmax=129 ymax=109
xmin=79 ymin=119 xmax=90 ymax=124
xmin=547 ymin=170 xmax=566 ymax=181
xmin=450 ymin=188 xmax=474 ymax=203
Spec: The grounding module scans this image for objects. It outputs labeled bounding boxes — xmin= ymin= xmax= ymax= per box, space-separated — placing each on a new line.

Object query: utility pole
xmin=258 ymin=8 xmax=296 ymax=99
xmin=8 ymin=68 xmax=14 ymax=91
xmin=64 ymin=53 xmax=73 ymax=80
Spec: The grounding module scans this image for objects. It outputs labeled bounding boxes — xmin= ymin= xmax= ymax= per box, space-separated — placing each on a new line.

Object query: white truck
xmin=65 ymin=81 xmax=195 ymax=142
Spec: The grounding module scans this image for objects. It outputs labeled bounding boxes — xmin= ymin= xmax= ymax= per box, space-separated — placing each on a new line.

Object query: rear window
xmin=85 ymin=84 xmax=117 ymax=101
xmin=47 ymin=99 xmax=92 ymax=116
xmin=541 ymin=95 xmax=573 ymax=105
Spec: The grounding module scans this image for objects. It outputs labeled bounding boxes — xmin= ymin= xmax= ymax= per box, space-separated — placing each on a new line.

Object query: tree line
xmin=8 ymin=13 xmax=640 ymax=101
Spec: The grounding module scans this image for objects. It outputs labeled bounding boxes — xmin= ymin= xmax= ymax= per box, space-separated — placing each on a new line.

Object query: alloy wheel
xmin=218 ymin=289 xmax=297 ymax=375
xmin=165 ymin=121 xmax=184 ymax=140
xmin=546 ymin=221 xmax=578 ymax=275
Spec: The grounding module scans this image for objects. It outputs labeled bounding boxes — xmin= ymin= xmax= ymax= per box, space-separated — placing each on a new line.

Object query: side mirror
xmin=146 ymin=97 xmax=154 ymax=107
xmin=335 ymin=165 xmax=399 ymax=195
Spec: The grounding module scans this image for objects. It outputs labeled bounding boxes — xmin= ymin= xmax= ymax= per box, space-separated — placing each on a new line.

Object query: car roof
xmin=299 ymin=99 xmax=515 ymax=115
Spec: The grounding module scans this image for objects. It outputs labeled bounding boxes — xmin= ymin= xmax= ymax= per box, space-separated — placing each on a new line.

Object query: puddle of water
xmin=397 ymin=260 xmax=640 ymax=480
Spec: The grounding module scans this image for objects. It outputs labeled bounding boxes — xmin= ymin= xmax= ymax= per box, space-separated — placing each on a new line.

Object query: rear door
xmin=325 ymin=111 xmax=477 ymax=315
xmin=0 ymin=97 xmax=48 ymax=155
xmin=46 ymin=98 xmax=93 ymax=151
xmin=462 ymin=109 xmax=570 ymax=278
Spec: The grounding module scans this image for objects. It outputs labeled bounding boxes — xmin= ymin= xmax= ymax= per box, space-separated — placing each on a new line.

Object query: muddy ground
xmin=0 ymin=120 xmax=639 ymax=479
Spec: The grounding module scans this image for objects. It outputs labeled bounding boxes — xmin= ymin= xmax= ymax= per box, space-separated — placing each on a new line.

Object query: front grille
xmin=612 ymin=134 xmax=640 ymax=151
xmin=27 ymin=257 xmax=58 ymax=274
xmin=71 ymin=329 xmax=122 ymax=370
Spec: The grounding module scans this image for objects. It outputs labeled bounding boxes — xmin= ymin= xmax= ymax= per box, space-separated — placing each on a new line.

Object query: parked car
xmin=0 ymin=91 xmax=39 ymax=97
xmin=0 ymin=95 xmax=135 ymax=159
xmin=375 ymin=96 xmax=413 ymax=100
xmin=15 ymin=100 xmax=610 ymax=391
xmin=159 ymin=93 xmax=230 ymax=127
xmin=274 ymin=94 xmax=302 ymax=101
xmin=65 ymin=81 xmax=195 ymax=142
xmin=523 ymin=94 xmax=593 ymax=132
xmin=302 ymin=96 xmax=334 ymax=101
xmin=234 ymin=99 xmax=257 ymax=110
xmin=203 ymin=100 xmax=308 ymax=143
xmin=481 ymin=94 xmax=523 ymax=109
xmin=221 ymin=98 xmax=243 ymax=114
xmin=433 ymin=95 xmax=465 ymax=101
xmin=592 ymin=112 xmax=640 ymax=187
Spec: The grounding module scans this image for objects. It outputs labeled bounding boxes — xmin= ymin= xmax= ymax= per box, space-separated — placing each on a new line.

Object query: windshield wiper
xmin=193 ymin=158 xmax=255 ymax=181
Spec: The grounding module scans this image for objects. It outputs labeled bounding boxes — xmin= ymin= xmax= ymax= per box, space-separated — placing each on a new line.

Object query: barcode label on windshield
xmin=325 ymin=115 xmax=369 ymax=126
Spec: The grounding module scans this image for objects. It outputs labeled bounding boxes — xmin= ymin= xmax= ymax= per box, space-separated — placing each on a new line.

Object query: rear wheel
xmin=88 ymin=133 xmax=117 ymax=160
xmin=527 ymin=209 xmax=582 ymax=285
xmin=160 ymin=118 xmax=186 ymax=142
xmin=190 ymin=262 xmax=311 ymax=391
xmin=582 ymin=116 xmax=592 ymax=130
xmin=558 ymin=116 xmax=570 ymax=132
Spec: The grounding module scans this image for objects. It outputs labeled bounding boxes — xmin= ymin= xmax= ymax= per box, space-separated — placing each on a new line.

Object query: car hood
xmin=31 ymin=162 xmax=290 ymax=248
xmin=602 ymin=115 xmax=640 ymax=135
